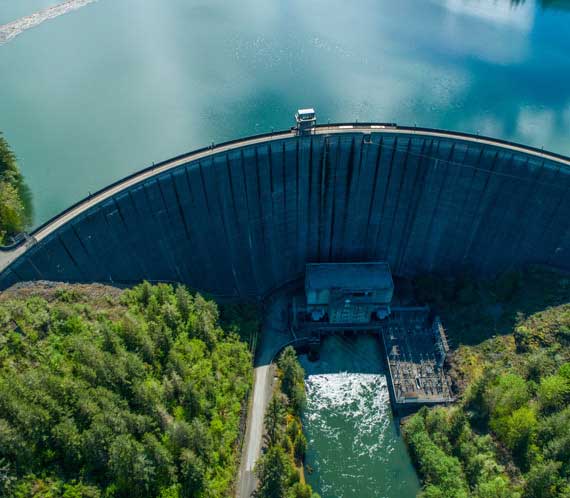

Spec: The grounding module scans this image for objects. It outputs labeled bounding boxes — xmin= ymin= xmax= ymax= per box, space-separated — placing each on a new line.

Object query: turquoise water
xmin=1 ymin=0 xmax=570 ymax=226
xmin=0 ymin=0 xmax=57 ymax=24
xmin=300 ymin=335 xmax=420 ymax=498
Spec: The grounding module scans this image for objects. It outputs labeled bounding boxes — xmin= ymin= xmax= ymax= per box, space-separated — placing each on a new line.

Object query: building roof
xmin=305 ymin=262 xmax=393 ymax=291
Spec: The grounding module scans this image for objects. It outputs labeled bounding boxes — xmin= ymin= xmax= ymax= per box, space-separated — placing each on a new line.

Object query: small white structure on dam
xmin=294 ymin=108 xmax=317 ymax=135
xmin=2 ymin=121 xmax=570 ymax=294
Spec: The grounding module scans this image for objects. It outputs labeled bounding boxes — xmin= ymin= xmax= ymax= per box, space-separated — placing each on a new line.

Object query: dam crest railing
xmin=1 ymin=122 xmax=570 ymax=275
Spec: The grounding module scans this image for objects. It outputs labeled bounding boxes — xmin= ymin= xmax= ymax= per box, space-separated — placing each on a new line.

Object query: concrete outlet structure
xmin=305 ymin=262 xmax=393 ymax=323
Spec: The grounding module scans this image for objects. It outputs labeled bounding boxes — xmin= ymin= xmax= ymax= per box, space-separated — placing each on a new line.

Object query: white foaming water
xmin=305 ymin=373 xmax=392 ymax=460
xmin=301 ymin=336 xmax=419 ymax=498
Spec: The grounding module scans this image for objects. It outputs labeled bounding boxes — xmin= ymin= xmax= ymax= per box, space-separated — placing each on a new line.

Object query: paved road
xmin=2 ymin=124 xmax=569 ymax=274
xmin=237 ymin=364 xmax=274 ymax=498
xmin=236 ymin=292 xmax=294 ymax=498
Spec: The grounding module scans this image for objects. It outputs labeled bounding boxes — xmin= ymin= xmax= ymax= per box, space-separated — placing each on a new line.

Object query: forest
xmin=0 ymin=282 xmax=254 ymax=497
xmin=0 ymin=134 xmax=32 ymax=245
xmin=405 ymin=267 xmax=570 ymax=497
xmin=255 ymin=346 xmax=319 ymax=498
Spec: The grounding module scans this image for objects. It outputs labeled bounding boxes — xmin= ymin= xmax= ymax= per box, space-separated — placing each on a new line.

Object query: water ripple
xmin=301 ymin=337 xmax=420 ymax=498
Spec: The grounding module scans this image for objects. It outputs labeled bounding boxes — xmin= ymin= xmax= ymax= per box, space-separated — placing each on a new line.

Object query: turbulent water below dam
xmin=300 ymin=335 xmax=420 ymax=498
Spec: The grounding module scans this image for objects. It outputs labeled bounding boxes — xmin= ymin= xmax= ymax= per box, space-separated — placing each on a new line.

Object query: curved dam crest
xmin=1 ymin=124 xmax=570 ymax=295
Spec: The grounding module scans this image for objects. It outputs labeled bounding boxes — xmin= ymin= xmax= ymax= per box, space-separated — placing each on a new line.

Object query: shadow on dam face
xmin=1 ymin=125 xmax=570 ymax=296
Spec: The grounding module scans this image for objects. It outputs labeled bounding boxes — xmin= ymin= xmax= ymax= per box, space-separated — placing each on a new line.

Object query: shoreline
xmin=0 ymin=0 xmax=97 ymax=45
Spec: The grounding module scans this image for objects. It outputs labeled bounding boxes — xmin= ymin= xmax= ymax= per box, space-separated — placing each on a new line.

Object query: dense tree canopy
xmin=405 ymin=269 xmax=570 ymax=497
xmin=0 ymin=282 xmax=253 ymax=497
xmin=0 ymin=134 xmax=32 ymax=244
xmin=255 ymin=347 xmax=318 ymax=498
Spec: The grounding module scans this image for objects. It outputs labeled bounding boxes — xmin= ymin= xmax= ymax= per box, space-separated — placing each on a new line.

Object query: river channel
xmin=300 ymin=335 xmax=420 ymax=498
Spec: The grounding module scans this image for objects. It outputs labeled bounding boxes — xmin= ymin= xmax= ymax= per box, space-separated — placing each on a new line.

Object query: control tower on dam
xmin=1 ymin=122 xmax=569 ymax=296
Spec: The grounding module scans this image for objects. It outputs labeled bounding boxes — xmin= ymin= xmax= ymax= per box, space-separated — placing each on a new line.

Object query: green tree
xmin=255 ymin=446 xmax=290 ymax=498
xmin=486 ymin=374 xmax=530 ymax=419
xmin=108 ymin=434 xmax=156 ymax=497
xmin=179 ymin=449 xmax=205 ymax=498
xmin=537 ymin=375 xmax=570 ymax=412
xmin=0 ymin=134 xmax=32 ymax=243
xmin=293 ymin=432 xmax=307 ymax=462
xmin=264 ymin=395 xmax=286 ymax=447
xmin=523 ymin=460 xmax=567 ymax=498
xmin=287 ymin=482 xmax=319 ymax=498
xmin=278 ymin=347 xmax=306 ymax=415
xmin=475 ymin=475 xmax=519 ymax=498
xmin=492 ymin=405 xmax=538 ymax=469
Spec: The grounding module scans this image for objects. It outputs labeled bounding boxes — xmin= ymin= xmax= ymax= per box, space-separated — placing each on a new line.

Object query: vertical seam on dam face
xmin=375 ymin=138 xmax=397 ymax=260
xmin=462 ymin=150 xmax=499 ymax=263
xmin=477 ymin=153 xmax=516 ymax=272
xmin=506 ymin=158 xmax=545 ymax=265
xmin=2 ymin=129 xmax=570 ymax=294
xmin=388 ymin=138 xmax=412 ymax=273
xmin=328 ymin=136 xmax=341 ymax=261
xmin=438 ymin=143 xmax=467 ymax=269
xmin=339 ymin=137 xmax=356 ymax=260
xmin=57 ymin=234 xmax=84 ymax=279
xmin=450 ymin=145 xmax=483 ymax=265
xmin=365 ymin=136 xmax=383 ymax=254
xmin=540 ymin=169 xmax=570 ymax=264
xmin=318 ymin=137 xmax=327 ymax=260
xmin=397 ymin=138 xmax=429 ymax=273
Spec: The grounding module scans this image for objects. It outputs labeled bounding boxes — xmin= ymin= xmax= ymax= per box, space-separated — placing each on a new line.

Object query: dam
xmin=1 ymin=122 xmax=570 ymax=294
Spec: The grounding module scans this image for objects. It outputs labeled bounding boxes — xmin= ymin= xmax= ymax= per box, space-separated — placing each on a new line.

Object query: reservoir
xmin=1 ymin=0 xmax=570 ymax=227
xmin=300 ymin=336 xmax=420 ymax=498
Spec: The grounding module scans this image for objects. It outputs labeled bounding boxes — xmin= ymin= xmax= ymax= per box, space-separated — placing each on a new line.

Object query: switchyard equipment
xmin=305 ymin=262 xmax=394 ymax=324
xmin=380 ymin=308 xmax=454 ymax=405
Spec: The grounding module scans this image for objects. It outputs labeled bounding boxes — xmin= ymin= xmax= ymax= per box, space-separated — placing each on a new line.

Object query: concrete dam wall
xmin=1 ymin=124 xmax=570 ymax=297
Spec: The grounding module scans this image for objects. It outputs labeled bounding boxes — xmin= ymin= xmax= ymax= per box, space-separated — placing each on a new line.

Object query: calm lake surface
xmin=300 ymin=335 xmax=420 ymax=498
xmin=1 ymin=0 xmax=570 ymax=226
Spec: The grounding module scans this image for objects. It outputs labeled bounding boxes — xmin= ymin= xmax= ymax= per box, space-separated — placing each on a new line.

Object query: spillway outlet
xmin=289 ymin=262 xmax=454 ymax=406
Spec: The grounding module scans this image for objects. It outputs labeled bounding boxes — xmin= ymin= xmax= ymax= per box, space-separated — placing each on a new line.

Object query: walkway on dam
xmin=2 ymin=123 xmax=569 ymax=278
xmin=237 ymin=292 xmax=293 ymax=498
